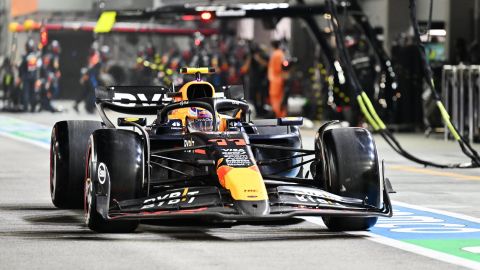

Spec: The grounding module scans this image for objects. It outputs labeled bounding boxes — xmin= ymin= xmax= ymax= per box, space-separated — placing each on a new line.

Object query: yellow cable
xmin=436 ymin=101 xmax=461 ymax=141
xmin=361 ymin=92 xmax=387 ymax=130
xmin=357 ymin=95 xmax=380 ymax=131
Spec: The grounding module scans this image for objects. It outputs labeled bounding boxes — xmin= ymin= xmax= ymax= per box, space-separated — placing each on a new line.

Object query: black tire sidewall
xmin=85 ymin=129 xmax=143 ymax=233
xmin=50 ymin=120 xmax=103 ymax=208
xmin=50 ymin=122 xmax=69 ymax=208
xmin=320 ymin=127 xmax=381 ymax=231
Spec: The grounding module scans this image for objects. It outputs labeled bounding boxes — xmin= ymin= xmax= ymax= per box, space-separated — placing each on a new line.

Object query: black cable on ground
xmin=325 ymin=0 xmax=479 ymax=168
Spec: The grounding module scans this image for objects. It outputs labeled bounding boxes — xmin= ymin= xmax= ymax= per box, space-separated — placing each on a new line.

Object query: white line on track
xmin=393 ymin=201 xmax=480 ymax=224
xmin=352 ymin=231 xmax=480 ymax=270
xmin=303 ymin=202 xmax=480 ymax=270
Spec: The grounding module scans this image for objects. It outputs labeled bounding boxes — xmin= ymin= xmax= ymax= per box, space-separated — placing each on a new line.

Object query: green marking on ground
xmin=12 ymin=130 xmax=50 ymax=141
xmin=406 ymin=239 xmax=480 ymax=262
xmin=0 ymin=116 xmax=51 ymax=145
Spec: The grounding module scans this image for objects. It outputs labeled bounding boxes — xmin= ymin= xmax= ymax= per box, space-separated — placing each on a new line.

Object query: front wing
xmin=96 ymin=182 xmax=392 ymax=221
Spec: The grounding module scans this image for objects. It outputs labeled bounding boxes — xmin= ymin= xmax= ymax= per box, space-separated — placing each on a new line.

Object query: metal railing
xmin=442 ymin=65 xmax=480 ymax=142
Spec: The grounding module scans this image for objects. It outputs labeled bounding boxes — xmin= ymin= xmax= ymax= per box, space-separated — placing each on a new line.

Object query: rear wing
xmin=95 ymin=85 xmax=172 ymax=106
xmin=95 ymin=86 xmax=172 ymax=128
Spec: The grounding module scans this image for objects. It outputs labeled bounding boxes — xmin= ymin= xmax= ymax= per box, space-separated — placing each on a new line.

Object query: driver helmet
xmin=186 ymin=108 xmax=215 ymax=132
xmin=50 ymin=40 xmax=60 ymax=54
xmin=100 ymin=45 xmax=110 ymax=63
xmin=26 ymin=38 xmax=36 ymax=54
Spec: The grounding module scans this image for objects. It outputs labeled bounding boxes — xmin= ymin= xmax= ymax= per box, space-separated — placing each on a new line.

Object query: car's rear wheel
xmin=85 ymin=129 xmax=144 ymax=233
xmin=318 ymin=127 xmax=381 ymax=231
xmin=50 ymin=120 xmax=103 ymax=208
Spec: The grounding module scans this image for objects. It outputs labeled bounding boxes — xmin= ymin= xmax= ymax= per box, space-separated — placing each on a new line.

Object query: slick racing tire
xmin=50 ymin=120 xmax=103 ymax=208
xmin=320 ymin=127 xmax=381 ymax=231
xmin=85 ymin=129 xmax=143 ymax=233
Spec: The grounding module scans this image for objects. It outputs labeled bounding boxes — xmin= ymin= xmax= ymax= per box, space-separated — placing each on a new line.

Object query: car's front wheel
xmin=317 ymin=127 xmax=381 ymax=231
xmin=84 ymin=129 xmax=144 ymax=233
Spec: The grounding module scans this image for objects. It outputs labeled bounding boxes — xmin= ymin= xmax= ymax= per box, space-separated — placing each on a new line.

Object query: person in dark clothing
xmin=18 ymin=39 xmax=40 ymax=112
xmin=1 ymin=58 xmax=15 ymax=110
xmin=74 ymin=62 xmax=101 ymax=113
xmin=73 ymin=42 xmax=102 ymax=113
xmin=74 ymin=43 xmax=112 ymax=113
xmin=247 ymin=42 xmax=269 ymax=117
xmin=468 ymin=41 xmax=480 ymax=65
xmin=74 ymin=67 xmax=90 ymax=112
xmin=454 ymin=38 xmax=468 ymax=64
xmin=38 ymin=53 xmax=58 ymax=112
xmin=49 ymin=40 xmax=61 ymax=98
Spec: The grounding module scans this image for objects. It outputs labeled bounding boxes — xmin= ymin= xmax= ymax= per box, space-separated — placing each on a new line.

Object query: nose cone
xmin=235 ymin=200 xmax=270 ymax=216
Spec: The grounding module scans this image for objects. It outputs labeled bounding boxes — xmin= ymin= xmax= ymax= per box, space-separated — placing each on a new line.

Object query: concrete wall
xmin=416 ymin=0 xmax=449 ymax=21
xmin=0 ymin=0 xmax=10 ymax=58
xmin=360 ymin=0 xmax=388 ymax=31
xmin=386 ymin=0 xmax=410 ymax=51
xmin=37 ymin=0 xmax=154 ymax=12
xmin=448 ymin=0 xmax=474 ymax=62
xmin=100 ymin=0 xmax=154 ymax=10
xmin=360 ymin=0 xmax=403 ymax=53
xmin=360 ymin=0 xmax=452 ymax=58
xmin=37 ymin=0 xmax=95 ymax=11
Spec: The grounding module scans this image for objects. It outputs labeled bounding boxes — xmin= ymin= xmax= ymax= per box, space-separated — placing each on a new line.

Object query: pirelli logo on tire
xmin=97 ymin=162 xmax=107 ymax=184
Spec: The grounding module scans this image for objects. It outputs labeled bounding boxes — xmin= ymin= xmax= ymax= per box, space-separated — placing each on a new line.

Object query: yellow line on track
xmin=389 ymin=165 xmax=480 ymax=181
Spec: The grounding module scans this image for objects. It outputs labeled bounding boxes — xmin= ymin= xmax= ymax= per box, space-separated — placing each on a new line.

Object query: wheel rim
xmin=84 ymin=178 xmax=92 ymax=225
xmin=50 ymin=141 xmax=57 ymax=201
xmin=84 ymin=148 xmax=93 ymax=225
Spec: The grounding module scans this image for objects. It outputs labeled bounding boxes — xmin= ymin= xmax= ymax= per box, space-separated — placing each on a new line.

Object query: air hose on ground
xmin=325 ymin=0 xmax=480 ymax=168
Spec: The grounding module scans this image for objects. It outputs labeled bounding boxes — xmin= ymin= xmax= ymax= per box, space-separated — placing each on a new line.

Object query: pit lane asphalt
xmin=0 ymin=102 xmax=478 ymax=270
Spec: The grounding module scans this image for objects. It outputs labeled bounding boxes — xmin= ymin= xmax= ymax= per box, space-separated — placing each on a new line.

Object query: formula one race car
xmin=50 ymin=67 xmax=392 ymax=233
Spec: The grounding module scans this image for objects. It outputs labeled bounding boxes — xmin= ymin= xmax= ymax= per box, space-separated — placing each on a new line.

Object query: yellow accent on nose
xmin=223 ymin=168 xmax=267 ymax=201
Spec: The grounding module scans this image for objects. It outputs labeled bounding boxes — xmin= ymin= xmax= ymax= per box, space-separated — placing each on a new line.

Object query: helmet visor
xmin=187 ymin=117 xmax=214 ymax=132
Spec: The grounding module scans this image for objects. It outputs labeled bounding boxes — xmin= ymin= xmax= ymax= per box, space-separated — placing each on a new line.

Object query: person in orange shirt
xmin=268 ymin=40 xmax=287 ymax=117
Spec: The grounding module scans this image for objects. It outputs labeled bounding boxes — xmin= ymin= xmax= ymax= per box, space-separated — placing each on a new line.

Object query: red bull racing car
xmin=50 ymin=67 xmax=392 ymax=233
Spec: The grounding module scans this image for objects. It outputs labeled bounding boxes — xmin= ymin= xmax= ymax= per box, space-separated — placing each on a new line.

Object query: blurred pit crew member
xmin=246 ymin=42 xmax=269 ymax=117
xmin=268 ymin=40 xmax=287 ymax=117
xmin=49 ymin=40 xmax=61 ymax=98
xmin=1 ymin=57 xmax=15 ymax=110
xmin=18 ymin=39 xmax=41 ymax=112
xmin=73 ymin=42 xmax=102 ymax=113
xmin=37 ymin=53 xmax=58 ymax=112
